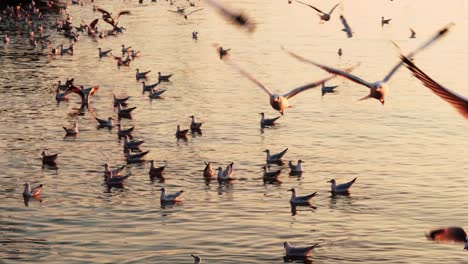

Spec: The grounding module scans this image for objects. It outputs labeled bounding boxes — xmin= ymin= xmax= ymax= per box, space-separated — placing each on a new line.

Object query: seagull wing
xmin=282 ymin=47 xmax=370 ymax=88
xmin=283 ymin=75 xmax=336 ymax=99
xmin=116 ymin=10 xmax=131 ymax=19
xmin=224 ymin=59 xmax=273 ymax=96
xmin=96 ymin=7 xmax=111 ymax=17
xmin=186 ymin=8 xmax=204 ymax=16
xmin=337 ymin=177 xmax=357 ymax=191
xmin=383 ymin=24 xmax=453 ymax=82
xmin=328 ymin=2 xmax=341 ymax=15
xmin=401 ymin=55 xmax=468 ymax=119
xmin=295 ymin=0 xmax=325 ymax=14
xmin=410 ymin=28 xmax=416 ymax=36
xmin=90 ymin=18 xmax=99 ymax=30
xmin=339 ymin=15 xmax=353 ymax=38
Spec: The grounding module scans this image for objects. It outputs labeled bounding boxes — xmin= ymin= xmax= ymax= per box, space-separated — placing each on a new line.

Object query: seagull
xmin=282 ymin=24 xmax=452 ymax=105
xmin=136 ymin=68 xmax=151 ymax=80
xmin=224 ymin=58 xmax=338 ymax=115
xmin=149 ymin=160 xmax=166 ymax=178
xmin=338 ymin=48 xmax=342 ymax=57
xmin=121 ymin=44 xmax=132 ymax=54
xmin=81 ymin=18 xmax=99 ymax=36
xmin=158 ymin=72 xmax=173 ymax=82
xmin=42 ymin=150 xmax=58 ymax=164
xmin=284 ymin=241 xmax=318 ymax=257
xmin=264 ymin=148 xmax=288 ymax=163
xmin=321 ymin=82 xmax=339 ymax=96
xmin=409 ymin=28 xmax=416 ymax=38
xmin=192 ymin=31 xmax=199 ymax=40
xmin=148 ymin=88 xmax=166 ymax=99
xmin=123 ymin=135 xmax=144 ymax=152
xmin=55 ymin=88 xmax=71 ymax=102
xmin=259 ymin=112 xmax=280 ymax=128
xmin=160 ymin=187 xmax=184 ymax=202
xmin=189 ymin=115 xmax=202 ymax=131
xmin=427 ymin=227 xmax=468 ymax=249
xmin=96 ymin=8 xmax=131 ymax=28
xmin=142 ymin=81 xmax=161 ymax=93
xmin=113 ymin=94 xmax=130 ymax=107
xmin=98 ymin=48 xmax=112 ymax=58
xmin=288 ymin=188 xmax=316 ymax=204
xmin=105 ymin=173 xmax=131 ymax=188
xmin=103 ymin=163 xmax=126 ymax=178
xmin=23 ymin=182 xmax=43 ymax=198
xmin=203 ymin=161 xmax=214 ymax=178
xmin=294 ymin=0 xmax=341 ymax=22
xmin=339 ymin=15 xmax=353 ymax=38
xmin=214 ymin=44 xmax=230 ymax=60
xmin=191 ymin=254 xmax=202 ymax=264
xmin=381 ymin=16 xmax=391 ymax=27
xmin=117 ymin=104 xmax=136 ymax=117
xmin=400 ymin=55 xmax=468 ymax=119
xmin=288 ymin=160 xmax=304 ymax=173
xmin=95 ymin=117 xmax=114 ymax=129
xmin=262 ymin=165 xmax=281 ymax=182
xmin=168 ymin=6 xmax=187 ymax=14
xmin=328 ymin=177 xmax=357 ymax=194
xmin=203 ymin=0 xmax=256 ymax=33
xmin=124 ymin=148 xmax=149 ymax=163
xmin=217 ymin=162 xmax=234 ymax=182
xmin=176 ymin=125 xmax=190 ymax=139
xmin=117 ymin=123 xmax=134 ymax=139
xmin=63 ymin=122 xmax=78 ymax=136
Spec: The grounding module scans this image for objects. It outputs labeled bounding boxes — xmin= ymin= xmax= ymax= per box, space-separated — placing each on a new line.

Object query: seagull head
xmin=287 ymin=188 xmax=295 ymax=192
xmin=298 ymin=160 xmax=304 ymax=163
xmin=283 ymin=241 xmax=290 ymax=248
xmin=191 ymin=254 xmax=201 ymax=262
xmin=216 ymin=167 xmax=223 ymax=171
xmin=263 ymin=149 xmax=270 ymax=153
xmin=23 ymin=182 xmax=30 ymax=187
xmin=259 ymin=112 xmax=264 ymax=116
xmin=327 ymin=179 xmax=336 ymax=184
xmin=159 ymin=187 xmax=165 ymax=192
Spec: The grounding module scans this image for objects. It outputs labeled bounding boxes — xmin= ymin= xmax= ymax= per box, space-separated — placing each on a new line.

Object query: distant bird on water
xmin=158 ymin=72 xmax=173 ymax=82
xmin=288 ymin=188 xmax=316 ymax=204
xmin=282 ymin=24 xmax=453 ymax=105
xmin=400 ymin=55 xmax=468 ymax=119
xmin=262 ymin=165 xmax=282 ymax=182
xmin=189 ymin=115 xmax=203 ymax=131
xmin=203 ymin=161 xmax=214 ymax=178
xmin=284 ymin=241 xmax=318 ymax=257
xmin=160 ymin=187 xmax=184 ymax=202
xmin=217 ymin=162 xmax=234 ymax=182
xmin=288 ymin=160 xmax=304 ymax=173
xmin=264 ymin=148 xmax=288 ymax=163
xmin=63 ymin=122 xmax=79 ymax=136
xmin=328 ymin=177 xmax=356 ymax=194
xmin=203 ymin=0 xmax=256 ymax=33
xmin=176 ymin=125 xmax=190 ymax=139
xmin=409 ymin=28 xmax=416 ymax=38
xmin=98 ymin=48 xmax=112 ymax=58
xmin=95 ymin=116 xmax=114 ymax=129
xmin=214 ymin=44 xmax=230 ymax=60
xmin=136 ymin=68 xmax=151 ymax=79
xmin=294 ymin=0 xmax=341 ymax=23
xmin=381 ymin=16 xmax=391 ymax=27
xmin=42 ymin=150 xmax=58 ymax=164
xmin=23 ymin=182 xmax=43 ymax=199
xmin=223 ymin=57 xmax=338 ymax=115
xmin=259 ymin=112 xmax=280 ymax=128
xmin=321 ymin=82 xmax=339 ymax=96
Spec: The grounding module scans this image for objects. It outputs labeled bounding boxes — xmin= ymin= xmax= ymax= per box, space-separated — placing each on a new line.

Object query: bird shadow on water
xmin=23 ymin=196 xmax=43 ymax=207
xmin=41 ymin=162 xmax=58 ymax=171
xmin=283 ymin=255 xmax=313 ymax=264
xmin=290 ymin=203 xmax=317 ymax=216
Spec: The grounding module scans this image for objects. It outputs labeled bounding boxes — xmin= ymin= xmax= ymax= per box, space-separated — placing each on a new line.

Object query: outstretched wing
xmin=223 ymin=58 xmax=273 ymax=96
xmin=96 ymin=8 xmax=111 ymax=17
xmin=328 ymin=2 xmax=341 ymax=15
xmin=90 ymin=18 xmax=99 ymax=29
xmin=295 ymin=0 xmax=325 ymax=14
xmin=382 ymin=23 xmax=453 ymax=82
xmin=282 ymin=47 xmax=370 ymax=88
xmin=401 ymin=55 xmax=468 ymax=120
xmin=116 ymin=10 xmax=131 ymax=19
xmin=186 ymin=8 xmax=203 ymax=16
xmin=339 ymin=15 xmax=353 ymax=38
xmin=283 ymin=75 xmax=336 ymax=99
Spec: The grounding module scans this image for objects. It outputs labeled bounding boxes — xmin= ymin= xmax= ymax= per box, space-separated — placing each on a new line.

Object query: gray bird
xmin=191 ymin=254 xmax=202 ymax=264
xmin=262 ymin=166 xmax=281 ymax=182
xmin=288 ymin=188 xmax=316 ymax=204
xmin=284 ymin=241 xmax=318 ymax=257
xmin=327 ymin=177 xmax=357 ymax=194
xmin=259 ymin=112 xmax=280 ymax=128
xmin=264 ymin=148 xmax=288 ymax=163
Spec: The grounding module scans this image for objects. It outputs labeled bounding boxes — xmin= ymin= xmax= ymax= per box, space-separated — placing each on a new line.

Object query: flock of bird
xmin=2 ymin=0 xmax=467 ymax=262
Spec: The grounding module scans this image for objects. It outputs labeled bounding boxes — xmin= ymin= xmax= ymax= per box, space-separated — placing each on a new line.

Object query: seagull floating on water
xmin=160 ymin=187 xmax=184 ymax=202
xmin=263 ymin=165 xmax=281 ymax=182
xmin=117 ymin=104 xmax=136 ymax=118
xmin=105 ymin=173 xmax=131 ymax=189
xmin=113 ymin=94 xmax=130 ymax=107
xmin=284 ymin=241 xmax=318 ymax=257
xmin=294 ymin=0 xmax=341 ymax=23
xmin=142 ymin=81 xmax=161 ymax=93
xmin=176 ymin=125 xmax=190 ymax=139
xmin=136 ymin=68 xmax=151 ymax=80
xmin=217 ymin=162 xmax=234 ymax=182
xmin=288 ymin=188 xmax=316 ymax=204
xmin=259 ymin=112 xmax=280 ymax=128
xmin=427 ymin=227 xmax=468 ymax=249
xmin=123 ymin=135 xmax=144 ymax=152
xmin=381 ymin=16 xmax=391 ymax=27
xmin=189 ymin=115 xmax=203 ymax=131
xmin=203 ymin=161 xmax=214 ymax=178
xmin=282 ymin=24 xmax=452 ymax=105
xmin=321 ymin=82 xmax=339 ymax=96
xmin=328 ymin=177 xmax=357 ymax=194
xmin=288 ymin=160 xmax=304 ymax=173
xmin=23 ymin=182 xmax=43 ymax=199
xmin=224 ymin=57 xmax=338 ymax=115
xmin=158 ymin=72 xmax=173 ymax=82
xmin=148 ymin=88 xmax=166 ymax=99
xmin=124 ymin=148 xmax=149 ymax=163
xmin=117 ymin=123 xmax=134 ymax=139
xmin=264 ymin=148 xmax=288 ymax=163
xmin=42 ymin=150 xmax=58 ymax=164
xmin=149 ymin=160 xmax=166 ymax=178
xmin=409 ymin=28 xmax=416 ymax=38
xmin=95 ymin=116 xmax=114 ymax=129
xmin=400 ymin=55 xmax=468 ymax=120
xmin=98 ymin=47 xmax=112 ymax=58
xmin=63 ymin=122 xmax=78 ymax=136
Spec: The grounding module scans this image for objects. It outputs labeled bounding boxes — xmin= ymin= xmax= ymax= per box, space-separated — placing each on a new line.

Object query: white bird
xmin=282 ymin=24 xmax=452 ymax=105
xmin=288 ymin=160 xmax=304 ymax=173
xmin=259 ymin=112 xmax=280 ymax=128
xmin=191 ymin=254 xmax=202 ymax=264
xmin=400 ymin=55 xmax=468 ymax=120
xmin=63 ymin=122 xmax=78 ymax=136
xmin=284 ymin=241 xmax=318 ymax=257
xmin=42 ymin=150 xmax=58 ymax=164
xmin=288 ymin=188 xmax=316 ymax=204
xmin=328 ymin=177 xmax=357 ymax=194
xmin=224 ymin=58 xmax=337 ymax=115
xmin=264 ymin=148 xmax=288 ymax=163
xmin=294 ymin=0 xmax=341 ymax=22
xmin=23 ymin=182 xmax=43 ymax=198
xmin=160 ymin=187 xmax=184 ymax=202
xmin=216 ymin=162 xmax=234 ymax=182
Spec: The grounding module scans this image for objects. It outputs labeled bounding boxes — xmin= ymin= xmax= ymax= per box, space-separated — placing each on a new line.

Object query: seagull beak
xmin=326 ymin=180 xmax=331 ymax=183
xmin=287 ymin=189 xmax=292 ymax=192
